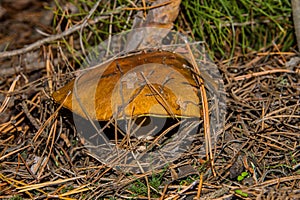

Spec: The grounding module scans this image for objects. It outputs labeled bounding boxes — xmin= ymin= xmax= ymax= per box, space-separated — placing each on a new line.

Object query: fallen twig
xmin=232 ymin=68 xmax=296 ymax=81
xmin=0 ymin=15 xmax=111 ymax=59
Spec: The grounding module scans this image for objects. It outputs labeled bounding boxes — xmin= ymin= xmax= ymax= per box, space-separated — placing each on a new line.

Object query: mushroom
xmin=52 ymin=50 xmax=202 ymax=121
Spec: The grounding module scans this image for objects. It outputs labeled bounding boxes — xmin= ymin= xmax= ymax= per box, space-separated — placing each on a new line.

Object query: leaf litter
xmin=0 ymin=0 xmax=299 ymax=199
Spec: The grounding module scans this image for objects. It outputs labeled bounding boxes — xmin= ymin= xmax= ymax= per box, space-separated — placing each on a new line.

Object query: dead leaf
xmin=132 ymin=0 xmax=181 ymax=29
xmin=127 ymin=0 xmax=181 ymax=52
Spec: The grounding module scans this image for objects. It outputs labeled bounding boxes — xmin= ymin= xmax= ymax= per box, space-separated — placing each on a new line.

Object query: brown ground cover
xmin=0 ymin=1 xmax=299 ymax=199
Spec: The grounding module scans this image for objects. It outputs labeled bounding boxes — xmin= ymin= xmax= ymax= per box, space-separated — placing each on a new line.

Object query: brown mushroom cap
xmin=52 ymin=50 xmax=202 ymax=120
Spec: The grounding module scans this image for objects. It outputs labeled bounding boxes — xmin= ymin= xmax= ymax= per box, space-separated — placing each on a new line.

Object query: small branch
xmin=232 ymin=69 xmax=296 ymax=81
xmin=0 ymin=58 xmax=59 ymax=76
xmin=21 ymin=101 xmax=41 ymax=131
xmin=0 ymin=75 xmax=20 ymax=113
xmin=123 ymin=0 xmax=173 ymax=11
xmin=0 ymin=15 xmax=111 ymax=59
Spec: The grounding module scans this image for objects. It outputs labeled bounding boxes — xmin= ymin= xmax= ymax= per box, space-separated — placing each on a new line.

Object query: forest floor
xmin=0 ymin=1 xmax=299 ymax=199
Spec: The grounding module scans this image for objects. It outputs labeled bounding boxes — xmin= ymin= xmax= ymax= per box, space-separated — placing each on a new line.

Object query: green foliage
xmin=237 ymin=171 xmax=249 ymax=181
xmin=61 ymin=185 xmax=74 ymax=194
xmin=179 ymin=175 xmax=199 ymax=186
xmin=50 ymin=0 xmax=295 ymax=61
xmin=180 ymin=0 xmax=293 ymax=59
xmin=49 ymin=0 xmax=134 ymax=67
xmin=235 ymin=189 xmax=249 ymax=197
xmin=128 ymin=171 xmax=165 ymax=197
xmin=129 ymin=179 xmax=148 ymax=197
xmin=9 ymin=196 xmax=23 ymax=200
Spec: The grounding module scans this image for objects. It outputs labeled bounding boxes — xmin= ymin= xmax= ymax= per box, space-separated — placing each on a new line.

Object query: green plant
xmin=235 ymin=189 xmax=249 ymax=197
xmin=128 ymin=170 xmax=165 ymax=198
xmin=179 ymin=175 xmax=199 ymax=186
xmin=237 ymin=171 xmax=249 ymax=181
xmin=9 ymin=195 xmax=23 ymax=200
xmin=180 ymin=0 xmax=293 ymax=59
xmin=61 ymin=185 xmax=74 ymax=194
xmin=129 ymin=179 xmax=148 ymax=197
